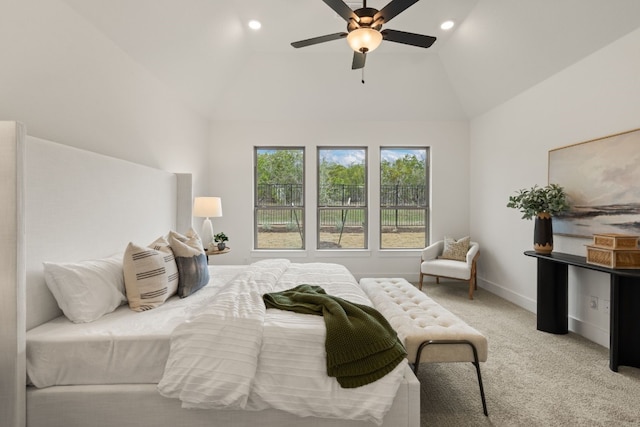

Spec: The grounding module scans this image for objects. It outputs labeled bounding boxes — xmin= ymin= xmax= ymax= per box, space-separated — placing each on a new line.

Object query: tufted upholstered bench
xmin=360 ymin=277 xmax=488 ymax=416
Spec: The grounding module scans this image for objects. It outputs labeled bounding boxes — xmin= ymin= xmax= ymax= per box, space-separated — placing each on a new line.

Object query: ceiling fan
xmin=291 ymin=0 xmax=437 ymax=71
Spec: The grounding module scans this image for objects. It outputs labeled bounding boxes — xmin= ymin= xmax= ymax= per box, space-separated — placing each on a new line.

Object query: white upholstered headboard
xmin=24 ymin=136 xmax=192 ymax=329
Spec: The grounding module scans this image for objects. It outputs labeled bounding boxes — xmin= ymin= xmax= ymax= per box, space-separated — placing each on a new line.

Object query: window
xmin=380 ymin=148 xmax=429 ymax=249
xmin=254 ymin=148 xmax=304 ymax=249
xmin=317 ymin=147 xmax=367 ymax=249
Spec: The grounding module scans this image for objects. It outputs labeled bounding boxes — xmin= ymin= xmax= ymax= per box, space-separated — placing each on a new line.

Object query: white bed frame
xmin=0 ymin=122 xmax=420 ymax=427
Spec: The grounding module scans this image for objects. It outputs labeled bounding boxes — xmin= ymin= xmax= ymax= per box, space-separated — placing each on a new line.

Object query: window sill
xmin=250 ymin=250 xmax=308 ymax=258
xmin=314 ymin=249 xmax=371 ymax=258
xmin=378 ymin=249 xmax=423 ymax=257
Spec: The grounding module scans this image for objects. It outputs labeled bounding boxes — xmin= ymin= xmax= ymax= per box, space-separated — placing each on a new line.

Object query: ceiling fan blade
xmin=381 ymin=29 xmax=436 ymax=48
xmin=374 ymin=0 xmax=419 ymax=24
xmin=323 ymin=0 xmax=358 ymax=23
xmin=352 ymin=51 xmax=366 ymax=70
xmin=291 ymin=32 xmax=348 ymax=48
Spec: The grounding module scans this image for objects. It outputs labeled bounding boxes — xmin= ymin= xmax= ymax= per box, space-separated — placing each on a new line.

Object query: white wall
xmin=208 ymin=120 xmax=470 ymax=280
xmin=470 ymin=27 xmax=640 ymax=347
xmin=0 ymin=0 xmax=210 ymax=196
xmin=0 ymin=122 xmax=26 ymax=427
xmin=1 ymin=3 xmax=211 ymax=425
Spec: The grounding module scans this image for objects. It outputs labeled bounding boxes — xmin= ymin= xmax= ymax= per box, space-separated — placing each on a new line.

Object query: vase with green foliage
xmin=507 ymin=184 xmax=569 ymax=254
xmin=214 ymin=232 xmax=228 ymax=251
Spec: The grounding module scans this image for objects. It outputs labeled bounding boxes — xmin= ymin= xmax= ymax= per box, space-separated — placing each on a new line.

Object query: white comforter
xmin=157 ymin=259 xmax=406 ymax=425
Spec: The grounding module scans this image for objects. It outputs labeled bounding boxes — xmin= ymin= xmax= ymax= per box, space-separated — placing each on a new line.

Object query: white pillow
xmin=43 ymin=254 xmax=126 ymax=323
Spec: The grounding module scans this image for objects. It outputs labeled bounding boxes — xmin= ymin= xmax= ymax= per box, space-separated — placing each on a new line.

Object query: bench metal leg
xmin=412 ymin=339 xmax=488 ymax=417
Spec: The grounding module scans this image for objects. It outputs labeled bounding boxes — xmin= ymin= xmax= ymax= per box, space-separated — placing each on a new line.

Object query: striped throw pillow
xmin=148 ymin=236 xmax=179 ymax=297
xmin=123 ymin=237 xmax=178 ymax=311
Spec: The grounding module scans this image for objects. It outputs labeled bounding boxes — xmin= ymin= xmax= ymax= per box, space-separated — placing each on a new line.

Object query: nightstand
xmin=205 ymin=247 xmax=230 ymax=263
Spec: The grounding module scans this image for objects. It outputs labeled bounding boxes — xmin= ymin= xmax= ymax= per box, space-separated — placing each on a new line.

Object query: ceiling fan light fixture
xmin=347 ymin=28 xmax=383 ymax=53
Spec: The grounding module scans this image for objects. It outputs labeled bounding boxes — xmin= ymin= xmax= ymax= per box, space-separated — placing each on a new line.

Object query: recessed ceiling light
xmin=440 ymin=20 xmax=454 ymax=30
xmin=248 ymin=20 xmax=262 ymax=30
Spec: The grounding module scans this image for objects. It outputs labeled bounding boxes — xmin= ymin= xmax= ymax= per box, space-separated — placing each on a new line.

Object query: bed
xmin=10 ymin=130 xmax=420 ymax=427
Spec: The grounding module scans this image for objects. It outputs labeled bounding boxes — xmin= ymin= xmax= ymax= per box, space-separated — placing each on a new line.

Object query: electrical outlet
xmin=589 ymin=296 xmax=598 ymax=310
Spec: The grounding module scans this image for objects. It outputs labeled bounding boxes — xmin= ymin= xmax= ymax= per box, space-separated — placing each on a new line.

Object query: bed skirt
xmin=26 ymin=365 xmax=420 ymax=427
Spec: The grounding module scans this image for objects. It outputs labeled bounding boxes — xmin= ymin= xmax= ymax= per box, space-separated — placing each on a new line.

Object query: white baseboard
xmin=352 ymin=272 xmax=420 ymax=282
xmin=477 ymin=277 xmax=610 ymax=349
xmin=568 ymin=317 xmax=609 ymax=348
xmin=477 ymin=276 xmax=537 ymax=313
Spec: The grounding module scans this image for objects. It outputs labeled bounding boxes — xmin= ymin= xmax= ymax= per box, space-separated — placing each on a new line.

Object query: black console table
xmin=525 ymin=251 xmax=640 ymax=372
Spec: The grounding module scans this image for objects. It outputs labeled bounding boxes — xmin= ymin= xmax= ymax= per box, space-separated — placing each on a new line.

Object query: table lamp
xmin=193 ymin=197 xmax=222 ymax=250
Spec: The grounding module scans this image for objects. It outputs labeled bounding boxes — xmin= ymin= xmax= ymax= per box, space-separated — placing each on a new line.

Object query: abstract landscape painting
xmin=548 ymin=128 xmax=640 ymax=237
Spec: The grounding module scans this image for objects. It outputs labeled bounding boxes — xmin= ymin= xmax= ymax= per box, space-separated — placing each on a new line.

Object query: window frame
xmin=379 ymin=146 xmax=430 ymax=250
xmin=253 ymin=146 xmax=305 ymax=250
xmin=316 ymin=146 xmax=368 ymax=250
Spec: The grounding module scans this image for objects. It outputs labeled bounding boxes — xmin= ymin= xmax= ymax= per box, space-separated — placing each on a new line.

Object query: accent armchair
xmin=419 ymin=239 xmax=480 ymax=299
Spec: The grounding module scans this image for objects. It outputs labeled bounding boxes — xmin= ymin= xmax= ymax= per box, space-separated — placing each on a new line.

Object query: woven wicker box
xmin=592 ymin=233 xmax=639 ymax=250
xmin=586 ymin=245 xmax=640 ymax=269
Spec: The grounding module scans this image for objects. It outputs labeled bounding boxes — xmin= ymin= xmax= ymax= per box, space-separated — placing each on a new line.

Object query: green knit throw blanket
xmin=263 ymin=284 xmax=406 ymax=388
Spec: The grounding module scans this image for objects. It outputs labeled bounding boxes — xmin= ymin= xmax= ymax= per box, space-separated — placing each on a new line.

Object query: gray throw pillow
xmin=169 ymin=228 xmax=210 ymax=298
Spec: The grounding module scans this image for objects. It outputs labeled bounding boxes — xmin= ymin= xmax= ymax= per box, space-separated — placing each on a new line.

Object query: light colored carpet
xmin=414 ymin=281 xmax=640 ymax=426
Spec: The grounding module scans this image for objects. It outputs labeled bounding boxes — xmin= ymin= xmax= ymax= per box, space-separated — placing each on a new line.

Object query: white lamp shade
xmin=347 ymin=28 xmax=383 ymax=53
xmin=193 ymin=197 xmax=222 ymax=218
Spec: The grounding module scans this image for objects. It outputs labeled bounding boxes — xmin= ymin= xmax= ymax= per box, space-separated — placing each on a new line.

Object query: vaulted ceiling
xmin=61 ymin=0 xmax=640 ymax=121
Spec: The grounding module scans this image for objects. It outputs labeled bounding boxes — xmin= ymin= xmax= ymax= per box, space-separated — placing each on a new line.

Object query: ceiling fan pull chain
xmin=362 ymin=68 xmax=365 ymax=84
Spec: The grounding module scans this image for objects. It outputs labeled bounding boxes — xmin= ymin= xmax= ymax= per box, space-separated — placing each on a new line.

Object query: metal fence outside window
xmin=256 ymin=183 xmax=303 ymax=206
xmin=256 ymin=184 xmax=426 ymax=227
xmin=318 ymin=184 xmax=366 ymax=207
xmin=380 ymin=208 xmax=425 ymax=227
xmin=380 ymin=185 xmax=426 ymax=206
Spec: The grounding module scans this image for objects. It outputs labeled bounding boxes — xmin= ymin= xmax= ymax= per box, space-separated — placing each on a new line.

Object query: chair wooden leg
xmin=419 ymin=272 xmax=424 ymax=290
xmin=436 ymin=277 xmax=440 ymax=284
xmin=471 ymin=254 xmax=479 ymax=291
xmin=469 ymin=279 xmax=474 ymax=299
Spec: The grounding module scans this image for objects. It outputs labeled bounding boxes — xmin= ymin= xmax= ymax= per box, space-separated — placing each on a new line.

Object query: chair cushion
xmin=440 ymin=236 xmax=470 ymax=261
xmin=421 ymin=258 xmax=472 ymax=280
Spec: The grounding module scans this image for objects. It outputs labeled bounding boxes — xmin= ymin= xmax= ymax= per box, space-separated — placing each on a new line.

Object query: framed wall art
xmin=548 ymin=128 xmax=640 ymax=237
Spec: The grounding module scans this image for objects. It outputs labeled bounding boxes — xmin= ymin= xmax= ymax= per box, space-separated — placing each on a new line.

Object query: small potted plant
xmin=213 ymin=232 xmax=228 ymax=251
xmin=507 ymin=183 xmax=569 ymax=254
